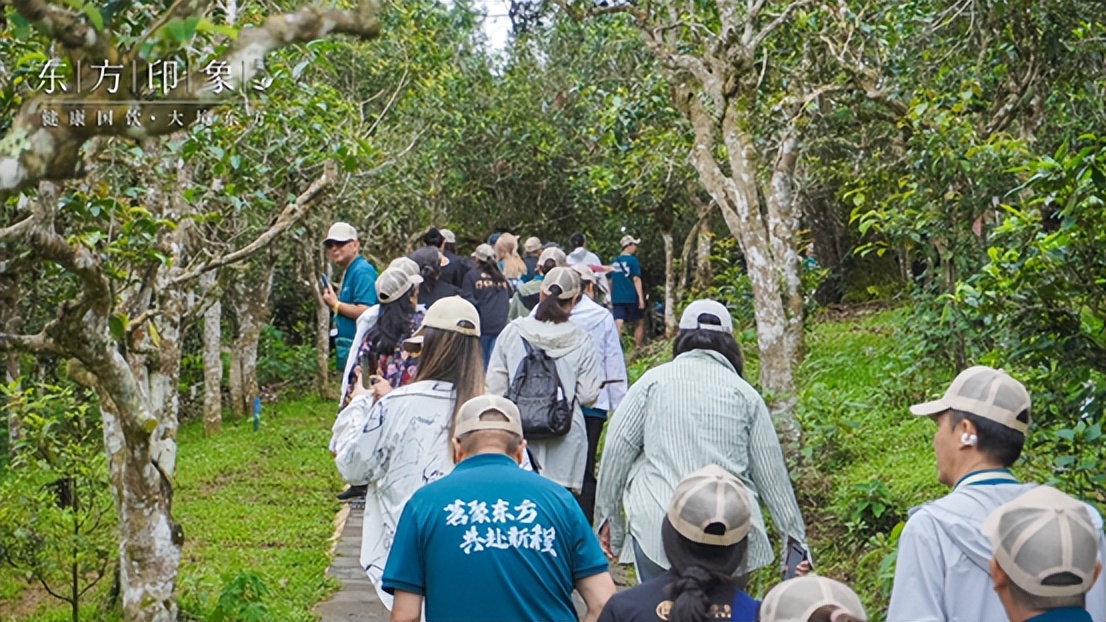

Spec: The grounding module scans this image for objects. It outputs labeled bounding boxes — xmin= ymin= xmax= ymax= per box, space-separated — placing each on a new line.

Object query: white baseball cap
xmin=325 ymin=222 xmax=357 ymax=243
xmin=678 ymin=300 xmax=734 ymax=333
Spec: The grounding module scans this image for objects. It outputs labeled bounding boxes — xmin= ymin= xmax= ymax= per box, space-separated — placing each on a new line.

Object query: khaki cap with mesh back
xmin=325 ymin=222 xmax=358 ymax=243
xmin=571 ymin=263 xmax=597 ymax=283
xmin=471 ymin=243 xmax=496 ymax=262
xmin=388 ymin=256 xmax=420 ymax=278
xmin=524 ymin=236 xmax=542 ymax=253
xmin=759 ymin=576 xmax=868 ymax=622
xmin=454 ymin=395 xmax=523 ymax=437
xmin=538 ymin=246 xmax=567 ymax=267
xmin=909 ymin=365 xmax=1031 ymax=433
xmin=620 ymin=234 xmax=641 ymax=248
xmin=404 ymin=296 xmax=480 ymax=348
xmin=983 ymin=485 xmax=1101 ymax=598
xmin=540 ymin=266 xmax=581 ymax=300
xmin=667 ymin=465 xmax=752 ymax=546
xmin=375 ymin=268 xmax=423 ymax=304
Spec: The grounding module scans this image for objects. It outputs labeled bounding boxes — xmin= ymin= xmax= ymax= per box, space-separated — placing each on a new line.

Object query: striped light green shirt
xmin=594 ymin=349 xmax=807 ymax=572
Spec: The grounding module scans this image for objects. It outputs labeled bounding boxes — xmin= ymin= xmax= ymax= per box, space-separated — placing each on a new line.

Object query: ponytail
xmin=534 ymin=284 xmax=573 ymax=324
xmin=669 ymin=566 xmax=726 ymax=622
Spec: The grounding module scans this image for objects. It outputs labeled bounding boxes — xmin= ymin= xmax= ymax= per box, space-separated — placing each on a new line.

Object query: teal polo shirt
xmin=1025 ymin=608 xmax=1092 ymax=622
xmin=336 ymin=255 xmax=378 ymax=340
xmin=383 ymin=453 xmax=609 ymax=621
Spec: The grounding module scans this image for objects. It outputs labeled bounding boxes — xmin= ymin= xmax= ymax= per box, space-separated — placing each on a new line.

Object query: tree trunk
xmin=227 ymin=261 xmax=275 ymax=416
xmin=301 ymin=228 xmax=332 ymax=400
xmin=676 ymin=90 xmax=803 ymax=445
xmin=662 ymin=230 xmax=677 ymax=338
xmin=695 ymin=214 xmax=713 ymax=291
xmin=201 ymin=273 xmax=222 ymax=435
xmin=1 ymin=270 xmax=20 ymax=446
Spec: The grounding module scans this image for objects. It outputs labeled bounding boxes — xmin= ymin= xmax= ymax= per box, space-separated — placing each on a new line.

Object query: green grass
xmin=1 ymin=396 xmax=343 ymax=622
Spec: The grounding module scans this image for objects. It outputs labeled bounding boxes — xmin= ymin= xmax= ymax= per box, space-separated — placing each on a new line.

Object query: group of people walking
xmin=321 ymin=221 xmax=1106 ymax=622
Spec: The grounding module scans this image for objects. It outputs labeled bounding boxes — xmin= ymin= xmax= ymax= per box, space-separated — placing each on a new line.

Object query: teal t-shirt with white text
xmin=609 ymin=253 xmax=641 ymax=304
xmin=382 ymin=453 xmax=609 ymax=622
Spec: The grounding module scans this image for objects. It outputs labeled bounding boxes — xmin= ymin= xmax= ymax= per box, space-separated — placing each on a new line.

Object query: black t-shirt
xmin=418 ymin=279 xmax=475 ymax=308
xmin=597 ymin=570 xmax=758 ymax=622
xmin=462 ymin=267 xmax=511 ymax=336
xmin=440 ymin=251 xmax=467 ymax=288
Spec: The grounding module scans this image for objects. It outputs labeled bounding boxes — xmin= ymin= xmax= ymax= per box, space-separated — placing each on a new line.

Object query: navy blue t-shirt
xmin=609 ymin=254 xmax=641 ymax=304
xmin=383 ymin=453 xmax=609 ymax=622
xmin=597 ymin=569 xmax=758 ymax=622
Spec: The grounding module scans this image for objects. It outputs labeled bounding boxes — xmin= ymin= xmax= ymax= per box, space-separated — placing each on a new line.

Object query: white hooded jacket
xmin=567 ymin=295 xmax=626 ymax=412
xmin=487 ymin=315 xmax=601 ymax=491
xmin=887 ymin=471 xmax=1106 ymax=622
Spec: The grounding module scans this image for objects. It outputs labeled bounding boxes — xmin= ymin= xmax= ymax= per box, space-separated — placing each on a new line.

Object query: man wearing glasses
xmin=321 ymin=222 xmax=378 ymax=371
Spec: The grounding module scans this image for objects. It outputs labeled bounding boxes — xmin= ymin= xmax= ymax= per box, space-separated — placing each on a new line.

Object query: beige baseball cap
xmin=454 ymin=394 xmax=524 ymax=437
xmin=759 ymin=576 xmax=867 ymax=622
xmin=983 ymin=485 xmax=1101 ymax=597
xmin=540 ymin=266 xmax=581 ymax=300
xmin=667 ymin=465 xmax=751 ymax=546
xmin=375 ymin=268 xmax=422 ymax=304
xmin=538 ymin=246 xmax=567 ymax=268
xmin=471 ymin=243 xmax=496 ymax=262
xmin=406 ymin=296 xmax=480 ymax=346
xmin=440 ymin=229 xmax=456 ymax=244
xmin=620 ymin=234 xmax=641 ymax=248
xmin=388 ymin=256 xmax=420 ymax=278
xmin=570 ymin=263 xmax=597 ymax=283
xmin=909 ymin=366 xmax=1031 ymax=433
xmin=325 ymin=222 xmax=358 ymax=243
xmin=523 ymin=236 xmax=542 ymax=253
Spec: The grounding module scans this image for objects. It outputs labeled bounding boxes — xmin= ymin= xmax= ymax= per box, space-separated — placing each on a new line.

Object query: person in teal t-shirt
xmin=609 ymin=235 xmax=645 ymax=347
xmin=383 ymin=395 xmax=615 ymax=622
xmin=321 ymin=222 xmax=378 ymax=371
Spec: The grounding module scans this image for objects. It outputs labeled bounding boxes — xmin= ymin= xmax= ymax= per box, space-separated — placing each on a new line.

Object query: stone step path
xmin=314 ymin=503 xmax=390 ymax=622
xmin=314 ymin=501 xmax=635 ymax=622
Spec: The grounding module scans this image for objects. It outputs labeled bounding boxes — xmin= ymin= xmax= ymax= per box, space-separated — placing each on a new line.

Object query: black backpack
xmin=506 ymin=338 xmax=574 ymax=439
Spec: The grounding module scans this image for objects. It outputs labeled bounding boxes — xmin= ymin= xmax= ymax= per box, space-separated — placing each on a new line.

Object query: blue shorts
xmin=612 ymin=302 xmax=643 ymax=323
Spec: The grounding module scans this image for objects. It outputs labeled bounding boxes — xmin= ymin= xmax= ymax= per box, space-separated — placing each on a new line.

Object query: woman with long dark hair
xmin=598 ymin=466 xmax=759 ymax=622
xmin=463 ymin=243 xmax=511 ymax=368
xmin=333 ymin=296 xmax=487 ymax=611
xmin=594 ymin=299 xmax=808 ymax=584
xmin=488 ymin=267 xmax=601 ymax=493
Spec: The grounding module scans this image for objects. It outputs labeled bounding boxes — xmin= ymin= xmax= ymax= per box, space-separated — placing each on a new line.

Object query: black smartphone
xmin=359 ymin=353 xmax=373 ymax=388
xmin=783 ymin=536 xmax=809 ymax=579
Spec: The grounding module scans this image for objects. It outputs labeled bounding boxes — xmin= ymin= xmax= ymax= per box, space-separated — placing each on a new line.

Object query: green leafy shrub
xmin=256 ymin=325 xmax=317 ymax=395
xmin=0 ymin=381 xmax=116 ymax=622
xmin=844 ymin=479 xmax=901 ymax=541
xmin=208 ymin=571 xmax=270 ymax=622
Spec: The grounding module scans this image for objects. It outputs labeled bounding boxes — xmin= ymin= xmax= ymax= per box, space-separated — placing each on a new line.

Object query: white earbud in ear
xmin=961 ymin=432 xmax=978 ymax=446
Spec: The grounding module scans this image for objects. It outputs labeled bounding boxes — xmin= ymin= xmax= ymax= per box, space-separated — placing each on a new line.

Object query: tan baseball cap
xmin=440 ymin=229 xmax=456 ymax=244
xmin=375 ymin=268 xmax=422 ymax=304
xmin=388 ymin=256 xmax=420 ymax=278
xmin=983 ymin=485 xmax=1101 ymax=597
xmin=909 ymin=366 xmax=1031 ymax=433
xmin=620 ymin=234 xmax=641 ymax=248
xmin=570 ymin=263 xmax=597 ymax=283
xmin=325 ymin=222 xmax=358 ymax=243
xmin=759 ymin=576 xmax=867 ymax=622
xmin=471 ymin=243 xmax=496 ymax=262
xmin=667 ymin=465 xmax=751 ymax=546
xmin=540 ymin=266 xmax=581 ymax=300
xmin=538 ymin=246 xmax=567 ymax=268
xmin=454 ymin=394 xmax=524 ymax=437
xmin=407 ymin=296 xmax=480 ymax=346
xmin=523 ymin=236 xmax=542 ymax=253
